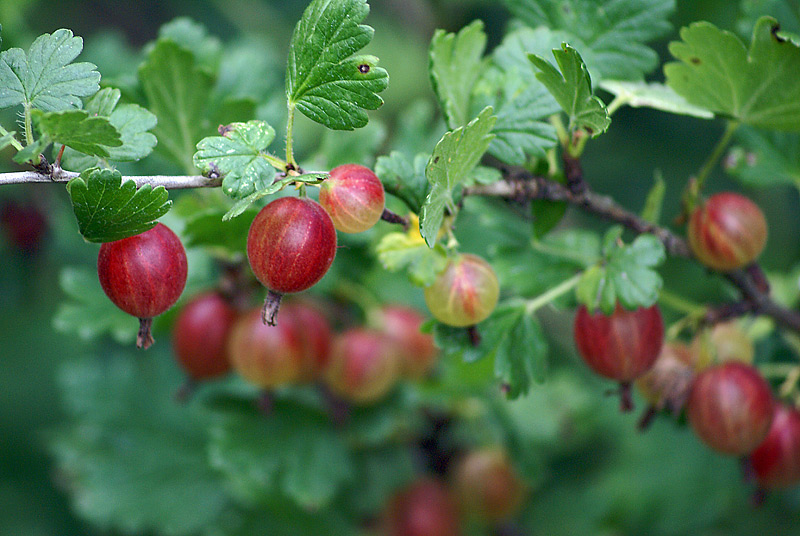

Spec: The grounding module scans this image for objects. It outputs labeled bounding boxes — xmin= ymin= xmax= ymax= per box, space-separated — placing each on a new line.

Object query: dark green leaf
xmin=0 ymin=29 xmax=99 ymax=112
xmin=208 ymin=400 xmax=354 ymax=509
xmin=33 ymin=109 xmax=121 ymax=157
xmin=421 ymin=107 xmax=496 ymax=247
xmin=665 ymin=17 xmax=800 ymax=131
xmin=376 ymin=230 xmax=448 ymax=287
xmin=375 ymin=151 xmax=430 ymax=213
xmin=66 ymin=168 xmax=171 ymax=243
xmin=726 ymin=128 xmax=800 ymax=188
xmin=50 ymin=353 xmax=228 ymax=536
xmin=313 ymin=119 xmax=387 ymax=169
xmin=52 ymin=266 xmax=136 ymax=344
xmin=529 ymin=44 xmax=610 ymax=136
xmin=429 ymin=20 xmax=487 ymax=129
xmin=495 ymin=312 xmax=549 ymax=398
xmin=204 ymin=501 xmax=355 ymax=536
xmin=183 ymin=208 xmax=258 ymax=258
xmin=139 ymin=39 xmax=213 ymax=171
xmin=193 ymin=120 xmax=278 ymax=199
xmin=286 ymin=0 xmax=388 ymax=130
xmin=501 ymin=0 xmax=675 ymax=81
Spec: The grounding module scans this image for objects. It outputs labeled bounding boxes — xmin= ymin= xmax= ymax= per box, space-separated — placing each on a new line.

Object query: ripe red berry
xmin=324 ymin=328 xmax=401 ymax=404
xmin=319 ymin=163 xmax=385 ymax=233
xmin=280 ymin=300 xmax=332 ymax=382
xmin=424 ymin=254 xmax=499 ymax=328
xmin=227 ymin=308 xmax=304 ymax=389
xmin=687 ymin=361 xmax=774 ymax=456
xmin=750 ymin=404 xmax=800 ymax=489
xmin=375 ymin=305 xmax=438 ymax=378
xmin=383 ymin=479 xmax=461 ymax=536
xmin=172 ymin=292 xmax=237 ymax=381
xmin=97 ymin=223 xmax=188 ymax=349
xmin=451 ymin=448 xmax=526 ymax=522
xmin=687 ymin=192 xmax=767 ymax=271
xmin=573 ymin=303 xmax=664 ymax=411
xmin=247 ymin=196 xmax=337 ymax=325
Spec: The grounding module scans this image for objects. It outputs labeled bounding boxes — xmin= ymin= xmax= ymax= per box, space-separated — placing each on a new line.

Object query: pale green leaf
xmin=665 ymin=17 xmax=800 ymax=131
xmin=726 ymin=128 xmax=800 ymax=188
xmin=286 ymin=0 xmax=388 ymax=130
xmin=429 ymin=20 xmax=487 ymax=129
xmin=193 ymin=120 xmax=278 ymax=199
xmin=221 ymin=173 xmax=326 ymax=221
xmin=376 ymin=231 xmax=448 ymax=287
xmin=640 ymin=172 xmax=666 ymax=224
xmin=421 ymin=107 xmax=496 ymax=247
xmin=0 ymin=29 xmax=99 ymax=111
xmin=529 ymin=44 xmax=610 ymax=136
xmin=495 ymin=311 xmax=549 ymax=398
xmin=33 ymin=109 xmax=121 ymax=157
xmin=600 ymin=80 xmax=714 ymax=119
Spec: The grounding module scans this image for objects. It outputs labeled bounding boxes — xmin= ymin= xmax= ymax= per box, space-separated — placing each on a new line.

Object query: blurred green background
xmin=2 ymin=0 xmax=800 ymax=534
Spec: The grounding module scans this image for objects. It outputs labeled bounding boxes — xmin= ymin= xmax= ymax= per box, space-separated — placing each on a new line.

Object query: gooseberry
xmin=324 ymin=328 xmax=401 ymax=404
xmin=750 ymin=403 xmax=800 ymax=489
xmin=97 ymin=223 xmax=188 ymax=349
xmin=319 ymin=163 xmax=385 ymax=233
xmin=687 ymin=192 xmax=767 ymax=271
xmin=451 ymin=448 xmax=526 ymax=522
xmin=383 ymin=479 xmax=461 ymax=536
xmin=687 ymin=361 xmax=774 ymax=455
xmin=424 ymin=254 xmax=499 ymax=328
xmin=172 ymin=291 xmax=237 ymax=381
xmin=375 ymin=305 xmax=438 ymax=378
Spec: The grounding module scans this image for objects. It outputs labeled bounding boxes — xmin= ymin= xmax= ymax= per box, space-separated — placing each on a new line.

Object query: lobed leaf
xmin=429 ymin=20 xmax=487 ymax=129
xmin=665 ymin=17 xmax=800 ymax=131
xmin=529 ymin=44 xmax=610 ymax=136
xmin=576 ymin=229 xmax=666 ymax=314
xmin=420 ymin=107 xmax=496 ymax=247
xmin=501 ymin=0 xmax=675 ymax=81
xmin=286 ymin=0 xmax=388 ymax=130
xmin=183 ymin=208 xmax=258 ymax=258
xmin=0 ymin=28 xmax=100 ymax=112
xmin=66 ymin=168 xmax=171 ymax=243
xmin=33 ymin=109 xmax=121 ymax=157
xmin=726 ymin=128 xmax=800 ymax=188
xmin=193 ymin=120 xmax=278 ymax=200
xmin=222 ymin=173 xmax=326 ymax=221
xmin=139 ymin=39 xmax=214 ymax=171
xmin=599 ymin=80 xmax=714 ymax=119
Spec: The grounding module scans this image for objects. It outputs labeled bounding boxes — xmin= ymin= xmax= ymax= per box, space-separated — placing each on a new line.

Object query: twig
xmin=464 ymin=173 xmax=800 ymax=334
xmin=0 ymin=169 xmax=222 ymax=189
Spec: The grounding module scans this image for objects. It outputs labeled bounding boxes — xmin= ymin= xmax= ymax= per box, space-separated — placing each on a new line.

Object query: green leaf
xmin=52 ymin=266 xmax=136 ymax=344
xmin=222 ymin=173 xmax=326 ymax=221
xmin=429 ymin=20 xmax=487 ymax=129
xmin=139 ymin=39 xmax=213 ymax=171
xmin=374 ymin=151 xmax=429 ymax=213
xmin=665 ymin=17 xmax=800 ymax=131
xmin=313 ymin=118 xmax=387 ymax=169
xmin=205 ymin=500 xmax=355 ymax=536
xmin=376 ymin=231 xmax=448 ymax=287
xmin=208 ymin=400 xmax=354 ymax=509
xmin=529 ymin=44 xmax=610 ymax=136
xmin=0 ymin=28 xmax=100 ymax=112
xmin=33 ymin=109 xmax=121 ymax=157
xmin=420 ymin=107 xmax=496 ymax=247
xmin=158 ymin=17 xmax=221 ymax=72
xmin=576 ymin=230 xmax=666 ymax=314
xmin=726 ymin=128 xmax=800 ymax=188
xmin=62 ymin=88 xmax=158 ymax=171
xmin=286 ymin=0 xmax=388 ymax=130
xmin=501 ymin=0 xmax=675 ymax=81
xmin=737 ymin=0 xmax=800 ymax=42
xmin=183 ymin=208 xmax=258 ymax=259
xmin=193 ymin=120 xmax=278 ymax=199
xmin=640 ymin=172 xmax=666 ymax=224
xmin=599 ymin=80 xmax=714 ymax=119
xmin=66 ymin=168 xmax=171 ymax=243
xmin=473 ymin=28 xmax=561 ymax=164
xmin=50 ymin=353 xmax=228 ymax=536
xmin=0 ymin=129 xmax=17 ymax=151
xmin=494 ymin=311 xmax=549 ymax=398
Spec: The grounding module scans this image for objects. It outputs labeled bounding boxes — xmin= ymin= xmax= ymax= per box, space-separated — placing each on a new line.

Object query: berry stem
xmin=174 ymin=378 xmax=198 ymax=404
xmin=619 ymin=382 xmax=634 ymax=413
xmin=136 ymin=317 xmax=155 ymax=349
xmin=262 ymin=290 xmax=284 ymax=326
xmin=467 ymin=325 xmax=481 ymax=347
xmin=380 ymin=208 xmax=410 ymax=229
xmin=637 ymin=405 xmax=658 ymax=431
xmin=693 ymin=120 xmax=739 ymax=192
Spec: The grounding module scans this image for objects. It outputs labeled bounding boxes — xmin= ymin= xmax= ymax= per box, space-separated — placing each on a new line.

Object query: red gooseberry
xmin=375 ymin=305 xmax=438 ymax=379
xmin=319 ymin=163 xmax=385 ymax=233
xmin=451 ymin=448 xmax=526 ymax=522
xmin=382 ymin=479 xmax=461 ymax=536
xmin=424 ymin=254 xmax=499 ymax=328
xmin=750 ymin=403 xmax=800 ymax=489
xmin=172 ymin=291 xmax=237 ymax=381
xmin=324 ymin=328 xmax=401 ymax=404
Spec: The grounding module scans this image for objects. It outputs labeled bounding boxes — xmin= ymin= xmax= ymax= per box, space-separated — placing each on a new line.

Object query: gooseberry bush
xmin=3 ymin=0 xmax=800 ymax=534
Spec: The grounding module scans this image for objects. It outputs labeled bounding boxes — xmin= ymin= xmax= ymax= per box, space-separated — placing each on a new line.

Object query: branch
xmin=464 ymin=173 xmax=800 ymax=334
xmin=0 ymin=170 xmax=222 ymax=189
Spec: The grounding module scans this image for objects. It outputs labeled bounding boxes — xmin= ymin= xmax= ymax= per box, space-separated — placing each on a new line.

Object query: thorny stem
xmin=24 ymin=104 xmax=34 ymax=146
xmin=0 ymin=169 xmax=222 ymax=188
